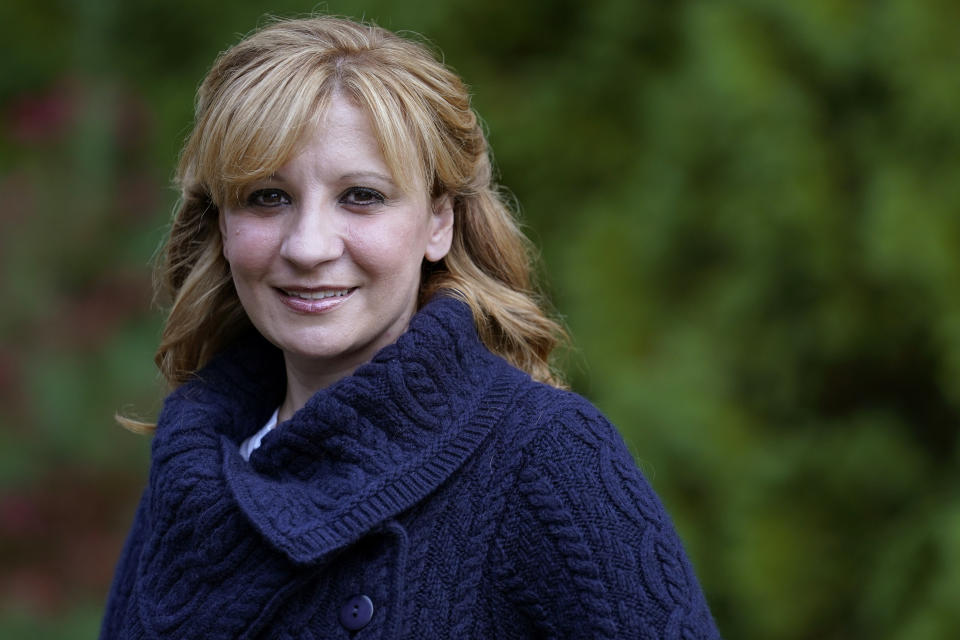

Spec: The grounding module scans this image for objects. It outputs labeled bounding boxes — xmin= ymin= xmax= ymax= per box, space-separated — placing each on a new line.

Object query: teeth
xmin=284 ymin=288 xmax=351 ymax=300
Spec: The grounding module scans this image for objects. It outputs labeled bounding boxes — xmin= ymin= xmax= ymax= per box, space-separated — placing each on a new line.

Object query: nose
xmin=279 ymin=200 xmax=345 ymax=268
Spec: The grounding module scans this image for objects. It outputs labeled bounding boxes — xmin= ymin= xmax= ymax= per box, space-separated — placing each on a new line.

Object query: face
xmin=220 ymin=93 xmax=454 ymax=386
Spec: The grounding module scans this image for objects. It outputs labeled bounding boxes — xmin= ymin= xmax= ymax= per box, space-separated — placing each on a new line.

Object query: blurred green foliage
xmin=2 ymin=1 xmax=958 ymax=638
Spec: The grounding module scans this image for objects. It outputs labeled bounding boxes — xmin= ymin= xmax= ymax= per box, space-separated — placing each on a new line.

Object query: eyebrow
xmin=265 ymin=170 xmax=396 ymax=185
xmin=340 ymin=171 xmax=396 ymax=184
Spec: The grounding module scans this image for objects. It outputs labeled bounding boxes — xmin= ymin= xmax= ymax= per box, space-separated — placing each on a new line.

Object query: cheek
xmin=347 ymin=219 xmax=429 ymax=279
xmin=222 ymin=220 xmax=279 ymax=275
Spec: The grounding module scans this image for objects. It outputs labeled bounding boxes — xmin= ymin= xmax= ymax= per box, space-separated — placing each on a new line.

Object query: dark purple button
xmin=339 ymin=594 xmax=374 ymax=631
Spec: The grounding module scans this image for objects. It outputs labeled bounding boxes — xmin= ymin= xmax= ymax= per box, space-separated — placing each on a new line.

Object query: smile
xmin=281 ymin=288 xmax=354 ymax=300
xmin=277 ymin=287 xmax=357 ymax=314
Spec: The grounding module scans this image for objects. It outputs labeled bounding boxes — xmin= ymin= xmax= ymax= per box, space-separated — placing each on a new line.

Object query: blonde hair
xmin=124 ymin=16 xmax=566 ymax=431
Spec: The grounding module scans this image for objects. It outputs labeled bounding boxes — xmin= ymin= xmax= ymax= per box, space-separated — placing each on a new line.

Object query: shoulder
xmin=501 ymin=380 xmax=637 ymax=471
xmin=491 ymin=382 xmax=721 ymax=638
xmin=501 ymin=380 xmax=667 ymax=523
xmin=495 ymin=379 xmax=682 ymax=555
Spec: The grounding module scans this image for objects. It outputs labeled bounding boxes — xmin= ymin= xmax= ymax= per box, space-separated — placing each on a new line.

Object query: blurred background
xmin=2 ymin=0 xmax=959 ymax=638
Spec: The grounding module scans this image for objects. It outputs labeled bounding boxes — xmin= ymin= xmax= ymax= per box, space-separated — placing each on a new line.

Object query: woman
xmin=102 ymin=16 xmax=721 ymax=640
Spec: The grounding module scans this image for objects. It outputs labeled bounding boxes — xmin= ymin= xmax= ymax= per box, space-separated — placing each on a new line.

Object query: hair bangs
xmin=339 ymin=68 xmax=433 ymax=197
xmin=195 ymin=59 xmax=338 ymax=207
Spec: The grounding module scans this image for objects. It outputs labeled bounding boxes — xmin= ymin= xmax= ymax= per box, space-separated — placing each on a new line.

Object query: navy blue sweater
xmin=101 ymin=297 xmax=720 ymax=639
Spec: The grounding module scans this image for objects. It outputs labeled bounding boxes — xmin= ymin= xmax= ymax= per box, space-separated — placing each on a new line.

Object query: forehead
xmin=275 ymin=94 xmax=396 ymax=181
xmin=216 ymin=86 xmax=427 ymax=203
xmin=313 ymin=93 xmax=382 ymax=157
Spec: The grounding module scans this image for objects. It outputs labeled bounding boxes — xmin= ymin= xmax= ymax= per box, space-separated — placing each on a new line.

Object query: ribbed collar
xmin=150 ymin=296 xmax=524 ymax=565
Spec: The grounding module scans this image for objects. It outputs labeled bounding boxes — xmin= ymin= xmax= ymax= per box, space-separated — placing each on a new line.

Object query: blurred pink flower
xmin=5 ymin=79 xmax=78 ymax=145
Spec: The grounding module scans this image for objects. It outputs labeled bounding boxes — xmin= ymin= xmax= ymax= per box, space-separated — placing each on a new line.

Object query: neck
xmin=279 ymin=355 xmax=360 ymax=422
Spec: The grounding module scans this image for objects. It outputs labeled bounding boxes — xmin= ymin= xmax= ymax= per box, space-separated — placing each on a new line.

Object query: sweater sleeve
xmin=493 ymin=400 xmax=721 ymax=640
xmin=99 ymin=487 xmax=151 ymax=640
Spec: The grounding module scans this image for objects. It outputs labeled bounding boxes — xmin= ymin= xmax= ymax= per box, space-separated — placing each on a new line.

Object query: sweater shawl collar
xmin=148 ymin=296 xmax=524 ymax=566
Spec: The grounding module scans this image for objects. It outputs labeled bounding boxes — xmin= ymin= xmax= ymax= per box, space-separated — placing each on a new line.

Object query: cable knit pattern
xmin=100 ymin=296 xmax=721 ymax=639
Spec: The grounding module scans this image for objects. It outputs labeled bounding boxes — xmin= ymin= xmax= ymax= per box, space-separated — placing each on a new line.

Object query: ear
xmin=424 ymin=194 xmax=454 ymax=262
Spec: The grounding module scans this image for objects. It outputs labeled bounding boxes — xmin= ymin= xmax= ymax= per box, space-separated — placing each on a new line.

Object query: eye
xmin=340 ymin=187 xmax=385 ymax=207
xmin=247 ymin=188 xmax=291 ymax=208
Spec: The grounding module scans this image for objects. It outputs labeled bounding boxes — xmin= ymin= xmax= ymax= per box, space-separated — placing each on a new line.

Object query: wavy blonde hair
xmin=124 ymin=16 xmax=566 ymax=431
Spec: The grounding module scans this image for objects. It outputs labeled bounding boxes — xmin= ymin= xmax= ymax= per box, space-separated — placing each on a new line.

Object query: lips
xmin=277 ymin=286 xmax=357 ymax=314
xmin=280 ymin=287 xmax=354 ymax=300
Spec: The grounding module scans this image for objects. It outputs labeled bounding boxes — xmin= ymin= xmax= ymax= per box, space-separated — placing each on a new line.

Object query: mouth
xmin=279 ymin=287 xmax=355 ymax=300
